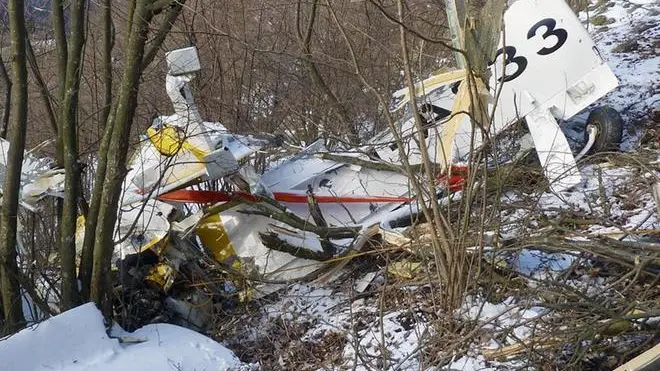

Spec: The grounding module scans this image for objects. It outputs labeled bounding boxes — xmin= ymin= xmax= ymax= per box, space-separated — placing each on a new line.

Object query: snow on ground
xmin=0 ymin=303 xmax=248 ymax=371
xmin=226 ymin=281 xmax=435 ymax=370
xmin=578 ymin=0 xmax=659 ymax=149
xmin=499 ymin=161 xmax=659 ymax=238
xmin=229 ymin=282 xmax=428 ymax=369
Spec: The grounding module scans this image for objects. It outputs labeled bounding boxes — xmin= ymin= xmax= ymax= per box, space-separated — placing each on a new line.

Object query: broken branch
xmin=259 ymin=232 xmax=333 ymax=261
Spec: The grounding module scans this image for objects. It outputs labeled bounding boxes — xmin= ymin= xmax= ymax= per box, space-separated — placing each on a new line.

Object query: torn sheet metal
xmin=115 ymin=199 xmax=175 ymax=260
xmin=375 ymin=0 xmax=619 ymax=190
xmin=0 ymin=139 xmax=65 ymax=211
xmin=170 ymin=198 xmax=356 ymax=282
xmin=219 ymin=209 xmax=340 ymax=280
xmin=21 ymin=168 xmax=65 ymax=207
xmin=121 ymin=121 xmax=239 ymax=206
xmin=260 ymin=143 xmax=413 ymax=226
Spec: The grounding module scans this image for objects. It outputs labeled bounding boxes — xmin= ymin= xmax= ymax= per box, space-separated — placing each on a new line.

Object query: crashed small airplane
xmin=1 ymin=0 xmax=623 ymax=328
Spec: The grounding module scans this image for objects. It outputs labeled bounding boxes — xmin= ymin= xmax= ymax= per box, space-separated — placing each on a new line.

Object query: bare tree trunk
xmin=79 ymin=0 xmax=114 ymax=302
xmin=90 ymin=0 xmax=152 ymax=314
xmin=101 ymin=0 xmax=114 ymax=130
xmin=26 ymin=38 xmax=59 ymax=137
xmin=58 ymin=0 xmax=87 ymax=310
xmin=81 ymin=0 xmax=184 ymax=303
xmin=463 ymin=0 xmax=506 ymax=81
xmin=79 ymin=110 xmax=114 ymax=303
xmin=142 ymin=0 xmax=185 ymax=70
xmin=0 ymin=57 xmax=11 ymax=139
xmin=51 ymin=0 xmax=67 ymax=163
xmin=0 ymin=284 xmax=4 ymax=326
xmin=0 ymin=0 xmax=28 ymax=335
xmin=89 ymin=0 xmax=180 ymax=315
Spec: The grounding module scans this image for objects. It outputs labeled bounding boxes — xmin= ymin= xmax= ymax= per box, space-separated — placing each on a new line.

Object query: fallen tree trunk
xmin=259 ymin=232 xmax=334 ymax=261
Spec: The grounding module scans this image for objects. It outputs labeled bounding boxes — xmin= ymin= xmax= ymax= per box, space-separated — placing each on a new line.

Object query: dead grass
xmin=591 ymin=14 xmax=616 ymax=25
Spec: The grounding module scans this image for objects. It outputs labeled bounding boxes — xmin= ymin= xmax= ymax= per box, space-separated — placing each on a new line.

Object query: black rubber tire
xmin=584 ymin=106 xmax=623 ymax=154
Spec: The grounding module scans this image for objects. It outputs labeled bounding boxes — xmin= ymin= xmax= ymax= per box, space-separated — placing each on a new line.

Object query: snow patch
xmin=0 ymin=303 xmax=244 ymax=371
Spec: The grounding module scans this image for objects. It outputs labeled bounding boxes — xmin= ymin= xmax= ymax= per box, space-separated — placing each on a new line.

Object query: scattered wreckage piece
xmin=98 ymin=48 xmax=407 ymax=327
xmin=379 ymin=0 xmax=622 ymax=193
xmin=0 ymin=138 xmax=64 ymax=211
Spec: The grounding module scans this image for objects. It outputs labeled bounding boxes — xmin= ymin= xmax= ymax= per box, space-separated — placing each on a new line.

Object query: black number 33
xmin=527 ymin=18 xmax=568 ymax=55
xmin=489 ymin=18 xmax=569 ymax=83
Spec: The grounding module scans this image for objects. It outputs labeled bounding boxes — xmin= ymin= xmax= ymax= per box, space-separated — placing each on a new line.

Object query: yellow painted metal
xmin=413 ymin=69 xmax=467 ymax=96
xmin=75 ymin=215 xmax=86 ymax=251
xmin=147 ymin=125 xmax=208 ymax=161
xmin=140 ymin=235 xmax=168 ymax=254
xmin=435 ymin=77 xmax=487 ymax=170
xmin=76 ymin=215 xmax=85 ymax=230
xmin=238 ymin=288 xmax=255 ymax=302
xmin=147 ymin=125 xmax=184 ymax=156
xmin=144 ymin=262 xmax=177 ymax=292
xmin=74 ymin=215 xmax=86 ymax=272
xmin=393 ymin=69 xmax=467 ymax=111
xmin=196 ymin=214 xmax=242 ymax=271
xmin=387 ymin=260 xmax=421 ymax=280
xmin=195 ymin=213 xmax=253 ymax=300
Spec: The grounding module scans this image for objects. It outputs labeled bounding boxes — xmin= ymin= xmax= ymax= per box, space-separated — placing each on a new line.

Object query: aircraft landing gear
xmin=583 ymin=106 xmax=624 ymax=155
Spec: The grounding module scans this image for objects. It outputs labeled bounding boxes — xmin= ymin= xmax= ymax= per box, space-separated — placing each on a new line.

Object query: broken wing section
xmin=0 ymin=138 xmax=65 ymax=211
